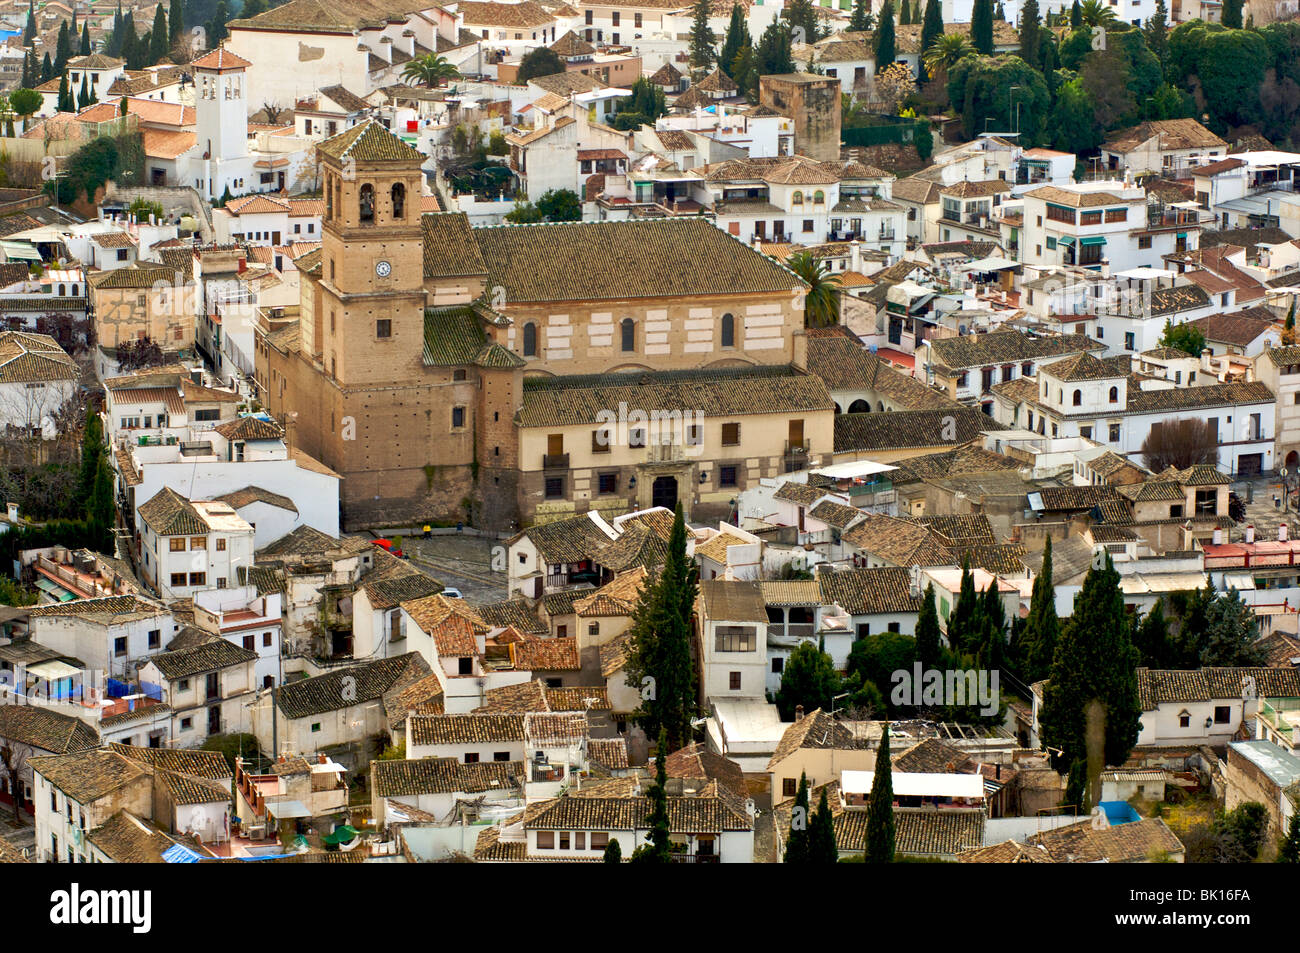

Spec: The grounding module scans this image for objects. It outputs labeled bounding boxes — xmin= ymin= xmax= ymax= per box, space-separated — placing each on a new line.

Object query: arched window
xmin=391 ymin=182 xmax=406 ymax=220
xmin=57 ymin=284 xmax=64 ymax=296
xmin=522 ymin=322 xmax=537 ymax=357
xmin=792 ymin=191 xmax=804 ymax=205
xmin=325 ymin=182 xmax=333 ymax=219
xmin=720 ymin=312 xmax=734 ymax=348
xmin=359 ymin=183 xmax=375 ymax=223
xmin=621 ymin=318 xmax=635 ymax=352
xmin=1058 ymin=389 xmax=1064 ymax=404
xmin=813 ymin=190 xmax=825 ymax=205
xmin=1109 ymin=386 xmax=1119 ymax=403
xmin=1072 ymin=389 xmax=1082 ymax=406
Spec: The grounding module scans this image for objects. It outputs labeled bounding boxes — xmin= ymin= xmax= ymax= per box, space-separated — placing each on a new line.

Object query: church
xmin=255 ymin=120 xmax=835 ymax=531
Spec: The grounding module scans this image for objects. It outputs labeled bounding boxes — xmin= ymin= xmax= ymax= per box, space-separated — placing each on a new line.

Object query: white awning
xmin=27 ymin=660 xmax=80 ymax=680
xmin=841 ymin=770 xmax=985 ymax=798
xmin=956 ymin=256 xmax=1019 ymax=272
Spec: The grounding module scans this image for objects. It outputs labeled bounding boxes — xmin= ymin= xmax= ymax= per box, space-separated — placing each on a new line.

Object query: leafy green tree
xmin=1280 ymin=813 xmax=1300 ymax=863
xmin=1023 ymin=536 xmax=1061 ymax=682
xmin=87 ymin=454 xmax=116 ymax=535
xmin=1221 ymin=0 xmax=1242 ymax=29
xmin=516 ymin=46 xmax=565 ymax=83
xmin=809 ymin=787 xmax=837 ymax=862
xmin=603 ymin=838 xmax=623 ymax=862
xmin=1063 ymin=758 xmax=1089 ymax=812
xmin=1200 ymin=587 xmax=1266 ymax=667
xmin=719 ymin=5 xmax=750 ymax=80
xmin=1040 ymin=553 xmax=1141 ymax=772
xmin=971 ymin=0 xmax=994 ymax=55
xmin=875 ymin=0 xmax=896 ymax=69
xmin=787 ymin=249 xmax=840 ymax=327
xmin=689 ymin=0 xmax=716 ymax=71
xmin=1215 ymin=802 xmax=1267 ymax=862
xmin=1078 ymin=0 xmax=1117 ymax=26
xmin=864 ymin=723 xmax=895 ymax=862
xmin=1133 ymin=598 xmax=1171 ymax=668
xmin=536 ymin=188 xmax=582 ymax=221
xmin=1018 ymin=0 xmax=1041 ymax=68
xmin=784 ymin=771 xmax=811 ymax=862
xmin=850 ymin=0 xmax=875 ymax=33
xmin=776 ymin=640 xmax=841 ymax=719
xmin=784 ymin=0 xmax=824 ymax=43
xmin=948 ymin=54 xmax=1051 ymax=145
xmin=923 ymin=33 xmax=974 ymax=84
xmin=914 ymin=118 xmax=933 ymax=159
xmin=754 ymin=20 xmax=794 ymax=78
xmin=847 ymin=630 xmax=916 ymax=713
xmin=1159 ymin=319 xmax=1205 ymax=357
xmin=10 ymin=88 xmax=41 ymax=132
xmin=915 ymin=582 xmax=942 ymax=668
xmin=623 ymin=504 xmax=698 ymax=751
xmin=631 ymin=730 xmax=672 ymax=862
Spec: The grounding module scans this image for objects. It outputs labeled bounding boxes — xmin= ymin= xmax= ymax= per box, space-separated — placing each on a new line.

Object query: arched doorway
xmin=652 ymin=475 xmax=678 ymax=511
xmin=848 ymin=399 xmax=870 ymax=413
xmin=1287 ymin=450 xmax=1299 ymax=469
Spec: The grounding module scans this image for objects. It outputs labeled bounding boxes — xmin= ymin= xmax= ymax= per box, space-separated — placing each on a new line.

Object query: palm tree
xmin=787 ymin=250 xmax=841 ymax=328
xmin=922 ymin=33 xmax=974 ymax=84
xmin=1078 ymin=0 xmax=1118 ymax=27
xmin=401 ymin=53 xmax=460 ymax=89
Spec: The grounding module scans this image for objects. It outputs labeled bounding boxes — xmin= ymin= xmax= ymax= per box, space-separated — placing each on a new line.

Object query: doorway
xmin=652 ymin=475 xmax=678 ymax=511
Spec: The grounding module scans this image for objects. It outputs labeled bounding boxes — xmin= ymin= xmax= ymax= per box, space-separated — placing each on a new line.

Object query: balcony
xmin=783 ymin=440 xmax=809 ymax=473
xmin=670 ymin=852 xmax=720 ymax=863
xmin=768 ymin=622 xmax=816 ymax=640
xmin=542 ymin=453 xmax=569 ymax=469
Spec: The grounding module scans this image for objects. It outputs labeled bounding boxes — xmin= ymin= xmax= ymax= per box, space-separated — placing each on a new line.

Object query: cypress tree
xmin=170 ymin=0 xmax=184 ymax=39
xmin=995 ymin=0 xmax=1005 ymax=19
xmin=1221 ymin=0 xmax=1242 ymax=29
xmin=874 ymin=0 xmax=895 ymax=70
xmin=41 ymin=52 xmax=53 ymax=83
xmin=88 ymin=454 xmax=116 ymax=536
xmin=864 ymin=723 xmax=894 ymax=863
xmin=719 ymin=4 xmax=749 ymax=80
xmin=150 ymin=4 xmax=170 ymax=63
xmin=1040 ymin=31 xmax=1058 ymax=97
xmin=915 ymin=582 xmax=942 ymax=668
xmin=1024 ymin=536 xmax=1060 ymax=681
xmin=78 ymin=406 xmax=104 ymax=508
xmin=809 ymin=787 xmax=838 ymax=862
xmin=623 ymin=503 xmax=698 ymax=751
xmin=80 ymin=22 xmax=91 ymax=55
xmin=946 ymin=556 xmax=978 ymax=655
xmin=21 ymin=49 xmax=32 ymax=89
xmin=899 ymin=0 xmax=911 ymax=25
xmin=603 ymin=839 xmax=622 ymax=862
xmin=23 ymin=10 xmax=35 ymax=47
xmin=1069 ymin=0 xmax=1082 ymax=28
xmin=754 ymin=20 xmax=794 ymax=77
xmin=208 ymin=1 xmax=230 ymax=46
xmin=1039 ymin=553 xmax=1141 ymax=772
xmin=1019 ymin=0 xmax=1040 ymax=67
xmin=688 ymin=0 xmax=715 ymax=71
xmin=77 ymin=75 xmax=88 ymax=110
xmin=849 ymin=0 xmax=873 ymax=32
xmin=919 ymin=0 xmax=943 ymax=80
xmin=57 ymin=73 xmax=72 ymax=113
xmin=971 ymin=0 xmax=994 ymax=55
xmin=784 ymin=771 xmax=811 ymax=862
xmin=631 ymin=730 xmax=672 ymax=862
xmin=55 ymin=19 xmax=72 ymax=72
xmin=976 ymin=582 xmax=1007 ymax=673
xmin=1144 ymin=0 xmax=1169 ymax=70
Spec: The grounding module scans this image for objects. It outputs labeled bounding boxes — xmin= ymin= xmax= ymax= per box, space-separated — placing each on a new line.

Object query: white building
xmin=135 ymin=488 xmax=256 ymax=602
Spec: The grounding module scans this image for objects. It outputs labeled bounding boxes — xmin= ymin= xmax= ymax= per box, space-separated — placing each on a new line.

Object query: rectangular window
xmin=591 ymin=831 xmax=609 ymax=849
xmin=782 ymin=778 xmax=797 ymax=797
xmin=1214 ymin=705 xmax=1231 ymax=724
xmin=376 ymin=319 xmax=391 ymax=338
xmin=1080 ymin=210 xmax=1102 ymax=226
xmin=722 ymin=422 xmax=740 ymax=445
xmin=592 ymin=430 xmax=611 ymax=453
xmin=170 ymin=572 xmax=187 ymax=587
xmin=452 ymin=407 xmax=465 ymax=428
xmin=148 ymin=630 xmax=160 ymax=649
xmin=114 ymin=637 xmax=127 ymax=657
xmin=545 ymin=477 xmax=564 ymax=499
xmin=494 ymin=751 xmax=510 ymax=761
xmin=216 ymin=538 xmax=226 ymax=552
xmin=180 ymin=717 xmax=192 ymax=730
xmin=190 ymin=537 xmax=206 ymax=550
xmin=1195 ymin=489 xmax=1218 ymax=516
xmin=1108 ymin=423 xmax=1121 ymax=442
xmin=719 ymin=465 xmax=738 ymax=487
xmin=537 ymin=831 xmax=555 ymax=848
xmin=1045 ymin=204 xmax=1075 ymax=224
xmin=729 ymin=671 xmax=741 ymax=690
xmin=598 ymin=472 xmax=618 ymax=494
xmin=169 ymin=538 xmax=186 ymax=552
xmin=464 ymin=752 xmax=479 ymax=763
xmin=189 ymin=572 xmax=206 ymax=586
xmin=1138 ymin=235 xmax=1152 ymax=249
xmin=714 ymin=626 xmax=755 ymax=652
xmin=1105 ymin=208 xmax=1126 ymax=223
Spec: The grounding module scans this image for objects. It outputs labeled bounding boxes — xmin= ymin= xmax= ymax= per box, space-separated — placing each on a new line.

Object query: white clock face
xmin=375 ymin=260 xmax=392 ymax=278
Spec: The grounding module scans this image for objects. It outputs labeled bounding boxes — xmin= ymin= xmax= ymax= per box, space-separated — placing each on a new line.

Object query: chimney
xmin=850 ymin=239 xmax=861 ymax=273
xmin=379 ymin=35 xmax=393 ymax=63
xmin=318 ymin=752 xmax=327 ymax=764
xmin=795 ymin=704 xmax=805 ymax=721
xmin=5 ymin=502 xmax=16 ymax=522
xmin=1213 ymin=528 xmax=1223 ymax=545
xmin=1246 ymin=524 xmax=1255 ymax=543
xmin=278 ymin=754 xmax=286 ymax=763
xmin=405 ymin=30 xmax=416 ymax=57
xmin=1282 ymin=523 xmax=1290 ymax=543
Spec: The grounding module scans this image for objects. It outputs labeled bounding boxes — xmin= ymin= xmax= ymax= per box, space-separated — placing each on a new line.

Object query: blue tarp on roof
xmin=161 ymin=843 xmax=206 ymax=863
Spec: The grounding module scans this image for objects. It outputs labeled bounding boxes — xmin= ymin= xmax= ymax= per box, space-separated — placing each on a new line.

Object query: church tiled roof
xmin=317 ymin=118 xmax=422 ymax=163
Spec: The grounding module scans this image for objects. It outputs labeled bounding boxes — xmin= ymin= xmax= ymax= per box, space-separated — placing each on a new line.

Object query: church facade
xmin=256 ymin=120 xmax=833 ymax=531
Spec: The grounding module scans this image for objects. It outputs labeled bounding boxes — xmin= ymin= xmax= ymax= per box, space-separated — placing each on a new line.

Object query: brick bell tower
xmin=311 ymin=120 xmax=444 ymax=525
